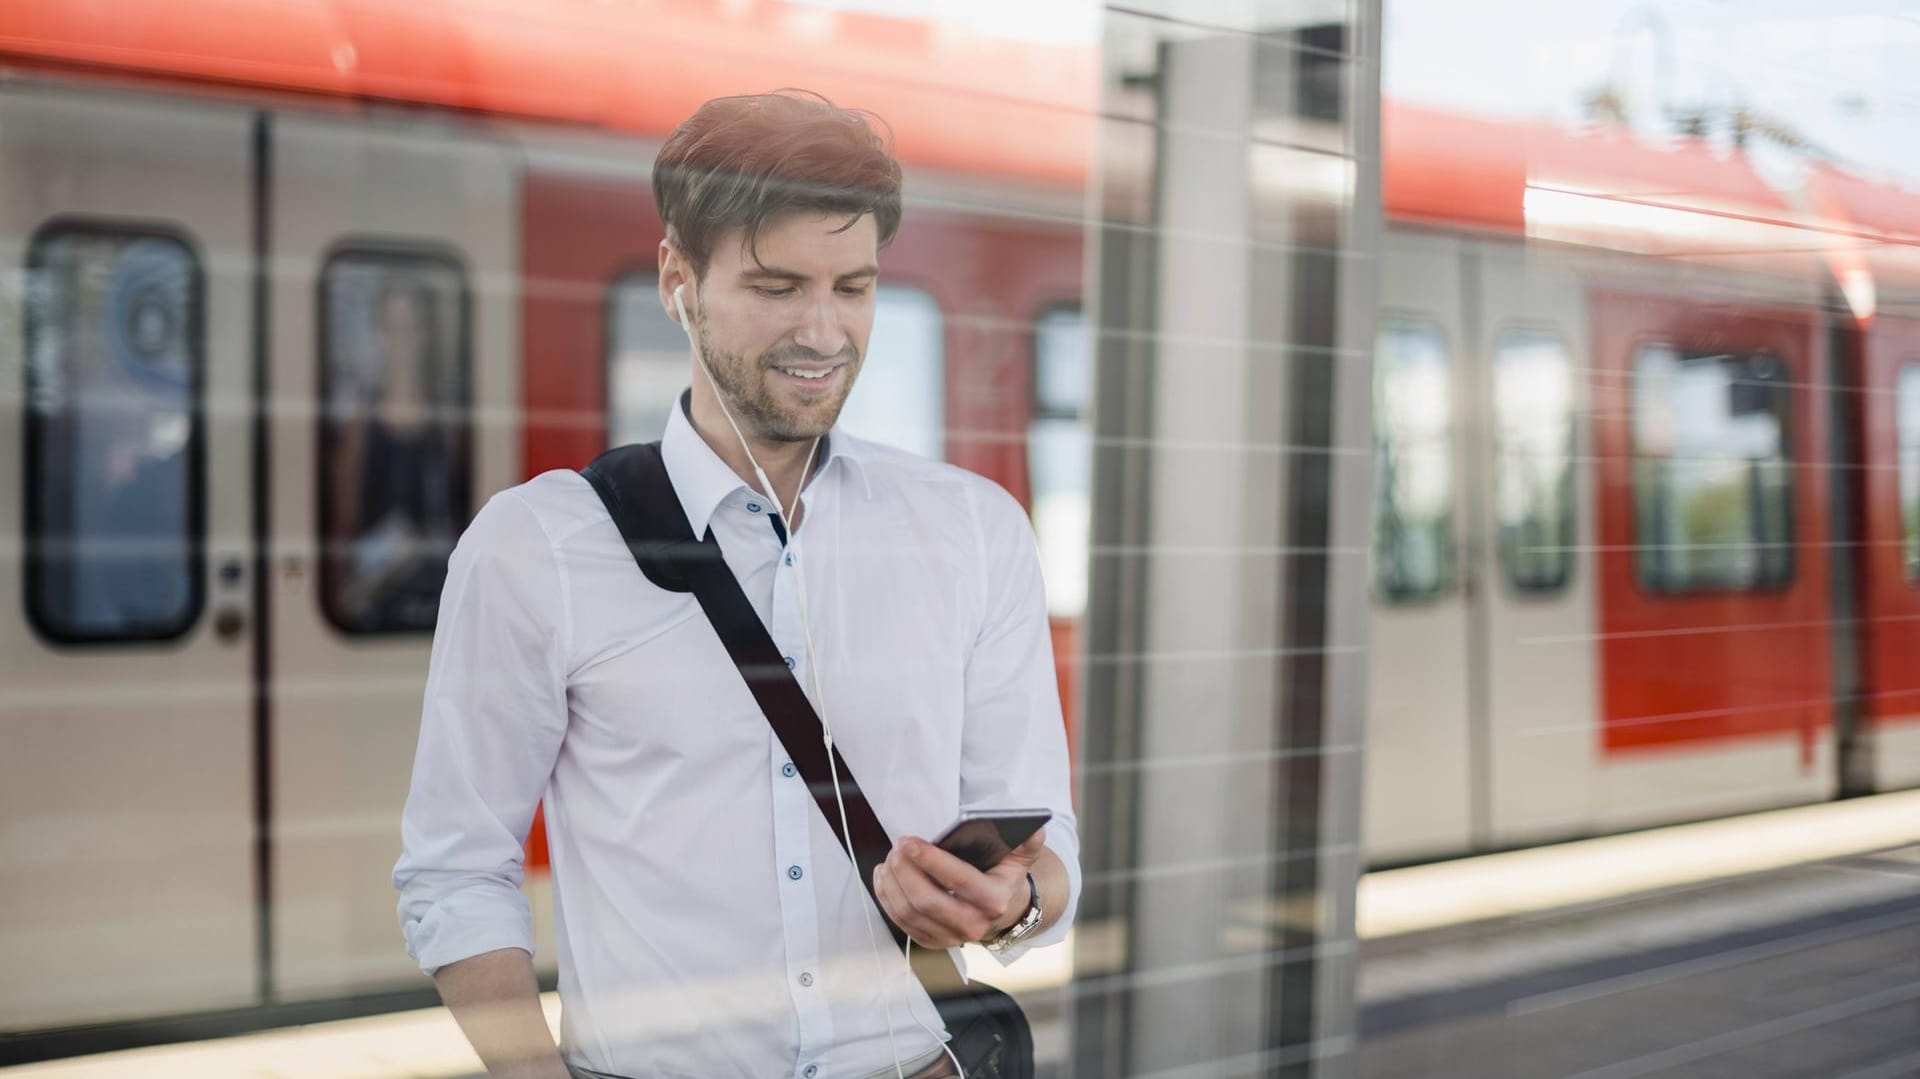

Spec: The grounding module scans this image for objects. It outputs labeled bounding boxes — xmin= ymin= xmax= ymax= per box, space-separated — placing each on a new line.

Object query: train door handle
xmin=214 ymin=606 xmax=247 ymax=642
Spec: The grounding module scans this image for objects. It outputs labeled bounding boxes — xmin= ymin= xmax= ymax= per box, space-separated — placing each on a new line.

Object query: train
xmin=2 ymin=0 xmax=1918 ymax=1049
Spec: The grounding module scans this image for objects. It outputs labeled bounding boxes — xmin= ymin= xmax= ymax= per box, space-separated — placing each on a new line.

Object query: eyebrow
xmin=742 ymin=265 xmax=880 ymax=283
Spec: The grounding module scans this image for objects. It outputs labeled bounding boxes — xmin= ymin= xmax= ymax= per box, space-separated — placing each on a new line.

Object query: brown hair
xmin=653 ymin=90 xmax=903 ymax=279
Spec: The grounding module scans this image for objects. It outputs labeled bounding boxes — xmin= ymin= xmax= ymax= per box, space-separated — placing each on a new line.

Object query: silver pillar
xmin=1070 ymin=3 xmax=1380 ymax=1076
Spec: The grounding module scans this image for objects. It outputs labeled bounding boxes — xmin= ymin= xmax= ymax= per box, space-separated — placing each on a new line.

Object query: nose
xmin=791 ymin=293 xmax=849 ymax=358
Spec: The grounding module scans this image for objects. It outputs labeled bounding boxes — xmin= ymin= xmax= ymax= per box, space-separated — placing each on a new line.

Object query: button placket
xmin=757 ymin=493 xmax=834 ymax=1065
xmin=768 ymin=730 xmax=834 ymax=1064
xmin=768 ymin=548 xmax=810 ymax=690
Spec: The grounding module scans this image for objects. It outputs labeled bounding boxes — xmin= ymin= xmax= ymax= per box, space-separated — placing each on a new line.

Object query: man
xmin=393 ymin=91 xmax=1080 ymax=1079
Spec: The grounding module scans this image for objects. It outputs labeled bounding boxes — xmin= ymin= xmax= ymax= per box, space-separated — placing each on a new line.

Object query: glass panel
xmin=25 ymin=229 xmax=201 ymax=642
xmin=1632 ymin=347 xmax=1793 ymax=592
xmin=1901 ymin=364 xmax=1920 ymax=583
xmin=607 ymin=272 xmax=689 ymax=447
xmin=1373 ymin=320 xmax=1454 ymax=601
xmin=319 ymin=251 xmax=471 ymax=634
xmin=1029 ymin=306 xmax=1094 ymax=617
xmin=1493 ymin=331 xmax=1575 ymax=593
xmin=1035 ymin=306 xmax=1094 ymax=417
xmin=836 ymin=286 xmax=944 ymax=460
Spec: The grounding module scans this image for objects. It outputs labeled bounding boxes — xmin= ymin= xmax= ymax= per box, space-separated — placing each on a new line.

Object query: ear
xmin=658 ymin=239 xmax=694 ymax=324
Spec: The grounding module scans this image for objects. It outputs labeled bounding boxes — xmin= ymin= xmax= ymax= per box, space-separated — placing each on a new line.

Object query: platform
xmin=6 ymin=790 xmax=1919 ymax=1078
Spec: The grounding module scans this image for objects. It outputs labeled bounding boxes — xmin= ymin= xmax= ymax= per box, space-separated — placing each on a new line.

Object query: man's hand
xmin=873 ymin=829 xmax=1046 ymax=949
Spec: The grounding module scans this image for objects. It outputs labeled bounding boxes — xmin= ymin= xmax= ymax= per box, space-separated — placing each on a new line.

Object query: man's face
xmin=686 ymin=211 xmax=879 ymax=443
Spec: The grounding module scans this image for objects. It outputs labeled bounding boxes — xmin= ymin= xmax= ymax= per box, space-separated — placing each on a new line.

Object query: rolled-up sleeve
xmin=394 ymin=490 xmax=570 ymax=976
xmin=958 ymin=479 xmax=1082 ymax=961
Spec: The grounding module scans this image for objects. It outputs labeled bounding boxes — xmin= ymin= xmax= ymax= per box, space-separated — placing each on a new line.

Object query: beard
xmin=695 ymin=316 xmax=862 ymax=443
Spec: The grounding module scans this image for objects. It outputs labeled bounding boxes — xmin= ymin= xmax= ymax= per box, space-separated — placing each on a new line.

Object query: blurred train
xmin=3 ymin=0 xmax=1919 ymax=1050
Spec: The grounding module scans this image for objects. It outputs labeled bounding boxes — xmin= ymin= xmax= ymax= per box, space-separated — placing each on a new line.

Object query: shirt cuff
xmin=400 ymin=886 xmax=536 ymax=977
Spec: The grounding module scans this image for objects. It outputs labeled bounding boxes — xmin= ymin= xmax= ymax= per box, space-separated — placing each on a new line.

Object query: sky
xmin=788 ymin=0 xmax=1920 ymax=187
xmin=1383 ymin=0 xmax=1920 ymax=186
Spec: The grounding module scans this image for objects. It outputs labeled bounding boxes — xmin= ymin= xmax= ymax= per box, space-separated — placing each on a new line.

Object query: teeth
xmin=779 ymin=367 xmax=831 ymax=380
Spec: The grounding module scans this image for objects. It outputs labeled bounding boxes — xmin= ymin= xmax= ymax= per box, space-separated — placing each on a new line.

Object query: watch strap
xmin=986 ymin=872 xmax=1042 ymax=951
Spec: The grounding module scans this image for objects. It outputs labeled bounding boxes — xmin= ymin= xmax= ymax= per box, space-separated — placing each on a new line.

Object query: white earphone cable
xmin=675 ymin=286 xmax=961 ymax=1079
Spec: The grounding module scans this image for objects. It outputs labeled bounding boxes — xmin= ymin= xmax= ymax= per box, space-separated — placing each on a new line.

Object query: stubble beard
xmin=696 ymin=316 xmax=860 ymax=443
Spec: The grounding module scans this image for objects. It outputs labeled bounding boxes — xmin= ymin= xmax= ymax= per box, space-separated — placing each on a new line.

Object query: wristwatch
xmin=984 ymin=872 xmax=1043 ymax=953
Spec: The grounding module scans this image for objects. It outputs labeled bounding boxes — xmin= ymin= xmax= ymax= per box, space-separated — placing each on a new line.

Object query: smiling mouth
xmin=771 ymin=364 xmax=846 ymax=388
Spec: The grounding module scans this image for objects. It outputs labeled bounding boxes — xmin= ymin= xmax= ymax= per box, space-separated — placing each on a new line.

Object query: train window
xmin=1631 ymin=346 xmax=1793 ymax=593
xmin=1029 ymin=305 xmax=1093 ymax=618
xmin=318 ymin=249 xmax=471 ymax=635
xmin=1493 ymin=330 xmax=1575 ymax=593
xmin=24 ymin=226 xmax=203 ymax=643
xmin=835 ymin=285 xmax=945 ymax=460
xmin=1373 ymin=319 xmax=1455 ymax=602
xmin=606 ymin=272 xmax=687 ymax=446
xmin=1901 ymin=363 xmax=1920 ymax=583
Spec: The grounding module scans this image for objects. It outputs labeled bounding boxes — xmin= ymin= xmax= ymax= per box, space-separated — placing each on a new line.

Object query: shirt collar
xmin=659 ymin=390 xmax=873 ymax=537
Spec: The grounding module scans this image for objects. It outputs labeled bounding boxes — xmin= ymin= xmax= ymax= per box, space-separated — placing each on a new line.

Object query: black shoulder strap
xmin=580 ymin=443 xmax=942 ymax=967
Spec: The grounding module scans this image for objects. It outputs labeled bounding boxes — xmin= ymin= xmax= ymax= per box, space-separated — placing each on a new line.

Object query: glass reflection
xmin=1900 ymin=364 xmax=1920 ymax=581
xmin=25 ymin=230 xmax=199 ymax=641
xmin=320 ymin=253 xmax=470 ymax=633
xmin=1632 ymin=346 xmax=1792 ymax=592
xmin=834 ymin=286 xmax=945 ymax=461
xmin=1374 ymin=320 xmax=1454 ymax=601
xmin=1030 ymin=307 xmax=1093 ymax=619
xmin=1493 ymin=330 xmax=1574 ymax=592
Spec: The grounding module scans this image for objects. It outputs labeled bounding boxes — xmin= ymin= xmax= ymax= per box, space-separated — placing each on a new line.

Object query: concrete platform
xmin=1357 ymin=845 xmax=1920 ymax=1079
xmin=8 ymin=790 xmax=1920 ymax=1078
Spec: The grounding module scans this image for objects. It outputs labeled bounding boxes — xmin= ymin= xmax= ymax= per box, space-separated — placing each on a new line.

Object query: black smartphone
xmin=933 ymin=809 xmax=1052 ymax=873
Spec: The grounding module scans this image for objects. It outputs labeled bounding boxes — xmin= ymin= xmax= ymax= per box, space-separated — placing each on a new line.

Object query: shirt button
xmin=746 ymin=501 xmax=763 ymax=513
xmin=784 ymin=551 xmax=794 ymax=566
xmin=804 ymin=1066 xmax=819 ymax=1079
xmin=787 ymin=865 xmax=804 ymax=881
xmin=782 ymin=762 xmax=797 ymax=778
xmin=798 ymin=971 xmax=814 ymax=988
xmin=783 ymin=656 xmax=796 ymax=670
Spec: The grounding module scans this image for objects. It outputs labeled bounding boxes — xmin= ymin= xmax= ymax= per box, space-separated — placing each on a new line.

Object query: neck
xmin=687 ymin=381 xmax=820 ymax=520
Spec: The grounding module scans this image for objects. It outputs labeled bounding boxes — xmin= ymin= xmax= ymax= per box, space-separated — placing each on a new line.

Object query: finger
xmin=876 ymin=865 xmax=965 ymax=948
xmin=890 ymin=851 xmax=996 ymax=941
xmin=996 ymin=828 xmax=1048 ymax=874
xmin=890 ymin=837 xmax=998 ymax=910
xmin=904 ymin=839 xmax=1005 ymax=912
xmin=875 ymin=865 xmax=938 ymax=946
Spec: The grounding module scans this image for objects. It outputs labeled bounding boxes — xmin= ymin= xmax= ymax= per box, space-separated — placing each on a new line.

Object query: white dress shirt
xmin=393 ymin=398 xmax=1081 ymax=1079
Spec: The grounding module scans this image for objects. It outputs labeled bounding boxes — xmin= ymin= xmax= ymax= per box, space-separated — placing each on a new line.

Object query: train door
xmin=1365 ymin=231 xmax=1475 ymax=861
xmin=1468 ymin=249 xmax=1600 ymax=846
xmin=1587 ymin=290 xmax=1833 ymax=827
xmin=266 ymin=115 xmax=520 ymax=999
xmin=0 ymin=88 xmax=259 ymax=1029
xmin=1860 ymin=315 xmax=1920 ymax=788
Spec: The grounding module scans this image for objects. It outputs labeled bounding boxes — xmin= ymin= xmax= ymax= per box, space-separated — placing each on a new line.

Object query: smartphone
xmin=933 ymin=809 xmax=1052 ymax=873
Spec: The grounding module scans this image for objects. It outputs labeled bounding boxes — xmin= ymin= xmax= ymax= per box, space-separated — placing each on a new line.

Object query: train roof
xmin=6 ymin=0 xmax=1919 ymax=283
xmin=0 ymin=0 xmax=1097 ymax=187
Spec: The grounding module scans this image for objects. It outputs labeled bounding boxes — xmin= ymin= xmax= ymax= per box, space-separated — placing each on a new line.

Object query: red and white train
xmin=1 ymin=0 xmax=1917 ymax=1048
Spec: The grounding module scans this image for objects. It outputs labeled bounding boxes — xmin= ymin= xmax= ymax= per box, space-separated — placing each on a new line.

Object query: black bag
xmin=581 ymin=442 xmax=1035 ymax=1079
